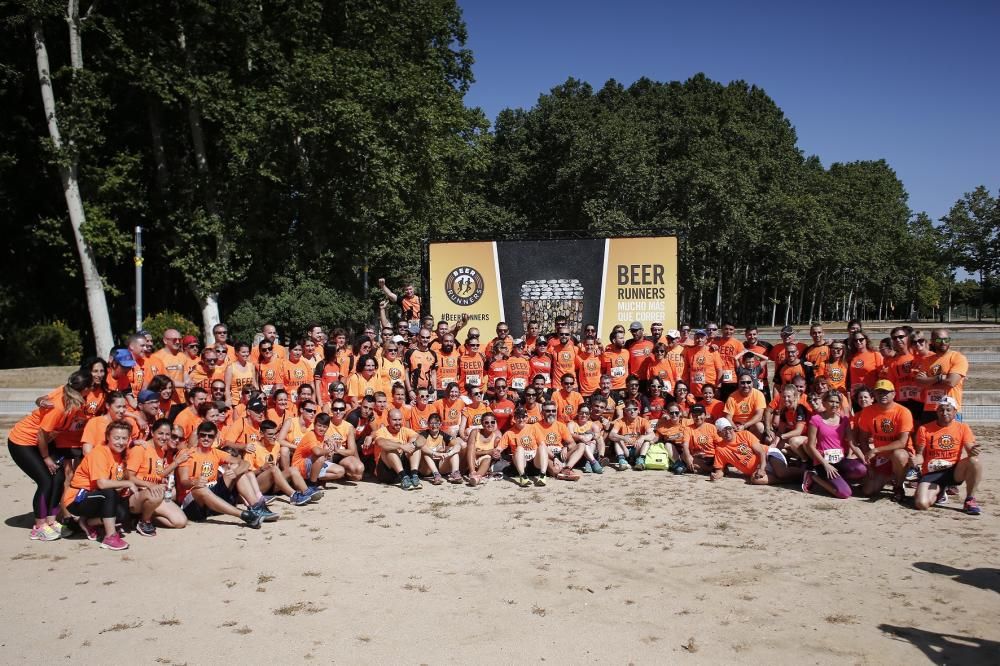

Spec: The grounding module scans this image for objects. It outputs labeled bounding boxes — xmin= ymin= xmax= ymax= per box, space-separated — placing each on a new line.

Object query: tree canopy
xmin=0 ymin=1 xmax=994 ymax=363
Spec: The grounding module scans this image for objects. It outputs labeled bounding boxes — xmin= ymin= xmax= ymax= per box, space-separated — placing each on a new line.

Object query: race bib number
xmin=693 ymin=372 xmax=705 ymax=384
xmin=511 ymin=378 xmax=526 ymax=390
xmin=822 ymin=449 xmax=843 ymax=464
xmin=925 ymin=389 xmax=946 ymax=406
xmin=927 ymin=459 xmax=953 ymax=472
xmin=611 ymin=366 xmax=626 ymax=378
xmin=898 ymin=385 xmax=921 ymax=401
xmin=261 ymin=384 xmax=274 ymax=396
xmin=466 ymin=374 xmax=481 ymax=387
xmin=722 ymin=370 xmax=734 ymax=382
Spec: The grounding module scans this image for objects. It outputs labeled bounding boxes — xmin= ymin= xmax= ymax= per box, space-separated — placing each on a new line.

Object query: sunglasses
xmin=915 ymin=339 xmax=927 ymax=344
xmin=331 ymin=407 xmax=346 ymax=413
xmin=543 ymin=410 xmax=557 ymax=414
xmin=892 ymin=334 xmax=907 ymax=340
xmin=933 ymin=337 xmax=950 ymax=342
xmin=170 ymin=434 xmax=183 ymax=440
xmin=668 ymin=411 xmax=681 ymax=416
xmin=525 ymin=392 xmax=537 ymax=397
xmin=302 ymin=408 xmax=317 ymax=414
xmin=739 ymin=380 xmax=752 ymax=385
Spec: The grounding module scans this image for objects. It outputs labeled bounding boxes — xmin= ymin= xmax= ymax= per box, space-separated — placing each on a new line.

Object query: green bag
xmin=644 ymin=442 xmax=670 ymax=470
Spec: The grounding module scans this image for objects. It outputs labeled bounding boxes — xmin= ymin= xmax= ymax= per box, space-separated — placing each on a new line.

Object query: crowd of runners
xmin=6 ymin=279 xmax=984 ymax=552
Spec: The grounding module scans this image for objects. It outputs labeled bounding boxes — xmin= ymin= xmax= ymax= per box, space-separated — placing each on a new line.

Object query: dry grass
xmin=273 ymin=602 xmax=325 ymax=616
xmin=0 ymin=366 xmax=76 ymax=388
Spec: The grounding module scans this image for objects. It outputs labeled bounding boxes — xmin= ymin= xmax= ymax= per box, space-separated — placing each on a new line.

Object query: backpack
xmin=644 ymin=442 xmax=670 ymax=470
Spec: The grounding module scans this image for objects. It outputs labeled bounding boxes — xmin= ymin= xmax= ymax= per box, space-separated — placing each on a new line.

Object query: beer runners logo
xmin=445 ymin=266 xmax=485 ymax=306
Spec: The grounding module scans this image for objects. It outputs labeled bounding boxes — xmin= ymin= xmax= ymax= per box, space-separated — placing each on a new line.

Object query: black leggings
xmin=67 ymin=489 xmax=127 ymax=521
xmin=8 ymin=441 xmax=59 ymax=520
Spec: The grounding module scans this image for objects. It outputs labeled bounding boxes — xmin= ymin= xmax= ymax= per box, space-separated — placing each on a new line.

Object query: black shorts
xmin=183 ymin=479 xmax=236 ymax=521
xmin=375 ymin=458 xmax=402 ymax=483
xmin=919 ymin=466 xmax=958 ymax=488
xmin=52 ymin=446 xmax=83 ymax=464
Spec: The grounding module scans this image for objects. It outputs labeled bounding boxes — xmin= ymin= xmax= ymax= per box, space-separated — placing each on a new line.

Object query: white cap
xmin=937 ymin=396 xmax=959 ymax=410
xmin=391 ymin=335 xmax=405 ymax=343
xmin=666 ymin=329 xmax=681 ymax=339
xmin=714 ymin=417 xmax=734 ymax=430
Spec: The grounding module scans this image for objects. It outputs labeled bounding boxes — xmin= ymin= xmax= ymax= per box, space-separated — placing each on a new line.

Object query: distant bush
xmin=19 ymin=321 xmax=83 ymax=366
xmin=141 ymin=311 xmax=200 ymax=342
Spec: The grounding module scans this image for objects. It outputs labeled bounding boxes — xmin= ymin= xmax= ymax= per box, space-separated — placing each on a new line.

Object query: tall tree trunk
xmin=796 ymin=281 xmax=806 ymax=324
xmin=770 ymin=286 xmax=777 ymax=328
xmin=147 ymin=97 xmax=170 ymax=197
xmin=179 ymin=27 xmax=224 ymax=341
xmin=33 ymin=16 xmax=114 ymax=357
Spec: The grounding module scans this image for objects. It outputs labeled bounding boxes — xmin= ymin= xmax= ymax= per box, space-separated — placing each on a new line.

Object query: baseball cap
xmin=137 ymin=389 xmax=159 ymax=403
xmin=873 ymin=379 xmax=895 ymax=392
xmin=513 ymin=337 xmax=525 ymax=346
xmin=666 ymin=329 xmax=681 ymax=339
xmin=690 ymin=404 xmax=706 ymax=414
xmin=247 ymin=397 xmax=266 ymax=413
xmin=694 ymin=329 xmax=707 ymax=337
xmin=937 ymin=396 xmax=958 ymax=410
xmin=629 ymin=321 xmax=643 ymax=331
xmin=391 ymin=335 xmax=405 ymax=344
xmin=714 ymin=417 xmax=734 ymax=430
xmin=181 ymin=334 xmax=199 ymax=347
xmin=113 ymin=349 xmax=136 ymax=368
xmin=780 ymin=325 xmax=795 ymax=336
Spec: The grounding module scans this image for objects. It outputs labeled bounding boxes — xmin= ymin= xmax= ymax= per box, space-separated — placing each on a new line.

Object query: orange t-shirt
xmin=487 ymin=359 xmax=508 ymax=389
xmin=817 ymin=360 xmax=849 ymax=394
xmin=715 ymin=337 xmax=745 ymax=384
xmin=917 ymin=350 xmax=969 ymax=412
xmin=434 ymin=398 xmax=466 ymax=429
xmin=282 ymin=358 xmax=313 ymax=401
xmin=915 ymin=420 xmax=975 ymax=475
xmin=371 ymin=425 xmax=418 ymax=464
xmin=80 ymin=414 xmax=140 ymax=450
xmin=857 ymin=403 xmax=914 ymax=452
xmin=251 ymin=343 xmax=287 ymax=363
xmin=523 ymin=403 xmax=542 ymax=425
xmin=550 ymin=343 xmax=578 ymax=384
xmin=848 ymin=351 xmax=883 ymax=392
xmin=459 ymin=353 xmax=487 ymax=390
xmin=173 ymin=408 xmax=201 ymax=441
xmin=463 ymin=402 xmax=493 ymax=430
xmin=407 ymin=403 xmax=435 ymax=431
xmin=885 ymin=353 xmax=921 ymax=403
xmin=804 ymin=344 xmax=829 ymax=368
xmin=641 ymin=357 xmax=675 ymax=389
xmin=683 ymin=347 xmax=722 ymax=395
xmin=501 ymin=424 xmax=540 ymax=451
xmin=575 ymin=353 xmax=603 ymax=396
xmin=435 ymin=350 xmax=461 ymax=392
xmin=534 ymin=419 xmax=572 ymax=448
xmin=768 ymin=342 xmax=806 ymax=367
xmin=713 ymin=431 xmax=761 ymax=476
xmin=347 ymin=372 xmax=381 ymax=403
xmin=613 ymin=416 xmax=652 ymax=438
xmin=405 ymin=349 xmax=437 ymax=390
xmin=626 ymin=339 xmax=654 ymax=377
xmin=724 ymin=389 xmax=766 ymax=424
xmin=292 ymin=430 xmax=326 ymax=475
xmin=257 ymin=357 xmax=285 ymax=392
xmin=8 ymin=391 xmax=78 ymax=447
xmin=149 ymin=349 xmax=187 ymax=401
xmin=63 ymin=445 xmax=127 ymax=506
xmin=528 ymin=354 xmax=554 ymax=389
xmin=227 ymin=361 xmax=256 ymax=405
xmin=221 ymin=417 xmax=263 ymax=450
xmin=185 ymin=447 xmax=230 ymax=487
xmin=506 ymin=356 xmax=532 ymax=391
xmin=127 ymin=443 xmax=170 ymax=484
xmin=600 ymin=348 xmax=630 ymax=390
xmin=687 ymin=423 xmax=721 ymax=456
xmin=655 ymin=421 xmax=687 ymax=446
xmin=700 ymin=398 xmax=726 ymax=422
xmin=551 ymin=390 xmax=584 ymax=423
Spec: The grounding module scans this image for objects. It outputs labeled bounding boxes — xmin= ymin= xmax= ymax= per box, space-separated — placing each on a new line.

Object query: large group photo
xmin=1 ymin=1 xmax=997 ymax=664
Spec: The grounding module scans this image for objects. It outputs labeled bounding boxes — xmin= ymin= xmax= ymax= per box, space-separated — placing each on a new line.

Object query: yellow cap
xmin=874 ymin=379 xmax=895 ymax=392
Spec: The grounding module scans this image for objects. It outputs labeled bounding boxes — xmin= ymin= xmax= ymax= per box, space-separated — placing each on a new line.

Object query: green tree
xmin=941 ymin=185 xmax=999 ymax=318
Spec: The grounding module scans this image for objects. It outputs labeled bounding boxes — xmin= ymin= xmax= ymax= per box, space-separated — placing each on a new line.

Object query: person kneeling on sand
xmin=912 ymin=398 xmax=982 ymax=515
xmin=176 ymin=422 xmax=273 ymax=528
xmin=608 ymin=400 xmax=655 ymax=470
xmin=710 ymin=418 xmax=803 ymax=485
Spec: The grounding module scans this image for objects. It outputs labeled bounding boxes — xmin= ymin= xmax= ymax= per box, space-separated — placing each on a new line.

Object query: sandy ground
xmin=0 ymin=426 xmax=997 ymax=665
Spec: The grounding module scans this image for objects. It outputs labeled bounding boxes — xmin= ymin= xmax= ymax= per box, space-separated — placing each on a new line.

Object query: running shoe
xmin=514 ymin=475 xmax=531 ymax=488
xmin=591 ymin=461 xmax=604 ymax=474
xmin=39 ymin=524 xmax=62 ymax=541
xmin=256 ymin=507 xmax=279 ymax=522
xmin=934 ymin=488 xmax=948 ymax=506
xmin=304 ymin=487 xmax=324 ymax=501
xmin=135 ymin=521 xmax=157 ymax=537
xmin=616 ymin=457 xmax=629 ymax=471
xmin=29 ymin=526 xmax=44 ymax=540
xmin=533 ymin=475 xmax=547 ymax=487
xmin=802 ymin=471 xmax=814 ymax=494
xmin=289 ymin=491 xmax=311 ymax=506
xmin=891 ymin=486 xmax=906 ymax=503
xmin=100 ymin=534 xmax=129 ymax=551
xmin=963 ymin=497 xmax=982 ymax=516
xmin=447 ymin=470 xmax=463 ymax=484
xmin=261 ymin=494 xmax=278 ymax=506
xmin=240 ymin=509 xmax=263 ymax=529
xmin=581 ymin=461 xmax=593 ymax=473
xmin=904 ymin=467 xmax=919 ymax=482
xmin=410 ymin=474 xmax=422 ymax=490
xmin=78 ymin=521 xmax=100 ymax=541
xmin=401 ymin=475 xmax=413 ymax=491
xmin=430 ymin=473 xmax=444 ymax=485
xmin=633 ymin=457 xmax=646 ymax=471
xmin=946 ymin=485 xmax=959 ymax=496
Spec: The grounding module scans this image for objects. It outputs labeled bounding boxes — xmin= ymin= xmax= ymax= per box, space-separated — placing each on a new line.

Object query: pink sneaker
xmin=29 ymin=526 xmax=44 ymax=540
xmin=100 ymin=533 xmax=129 ymax=551
xmin=81 ymin=522 xmax=100 ymax=541
xmin=801 ymin=471 xmax=814 ymax=494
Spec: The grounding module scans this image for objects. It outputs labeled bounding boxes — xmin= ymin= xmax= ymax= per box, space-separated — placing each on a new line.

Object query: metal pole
xmin=134 ymin=226 xmax=143 ymax=331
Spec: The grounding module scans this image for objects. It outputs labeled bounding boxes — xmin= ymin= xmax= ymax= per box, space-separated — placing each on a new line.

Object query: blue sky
xmin=459 ymin=1 xmax=998 ymax=224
